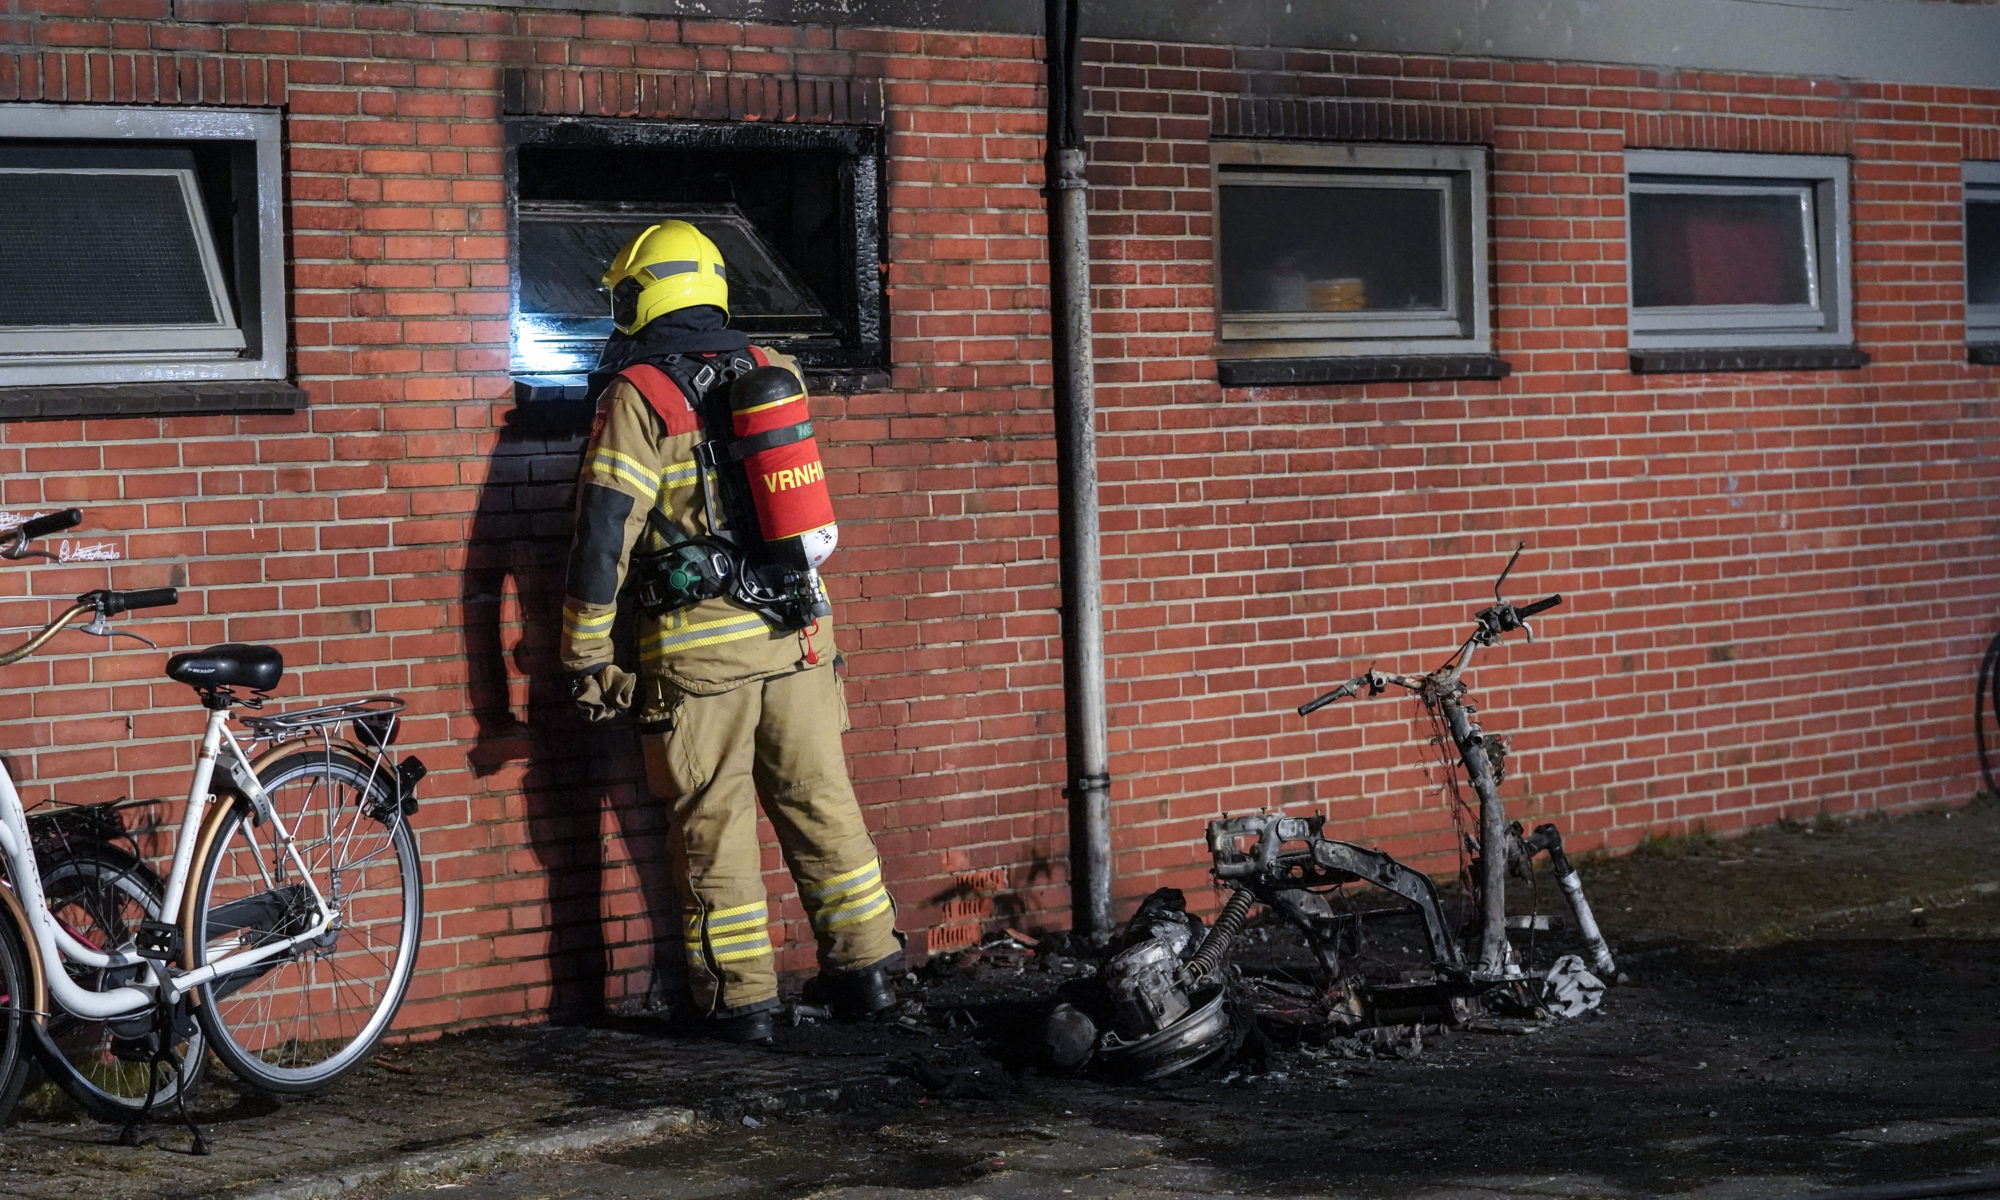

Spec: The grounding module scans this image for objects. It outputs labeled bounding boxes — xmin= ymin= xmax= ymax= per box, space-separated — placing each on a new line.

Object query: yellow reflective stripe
xmin=689 ymin=911 xmax=767 ymax=935
xmin=709 ymin=944 xmax=774 ymax=964
xmin=688 ymin=929 xmax=770 ymax=950
xmin=804 ymin=860 xmax=881 ymax=903
xmin=656 ymin=459 xmax=699 ymax=495
xmin=586 ymin=447 xmax=659 ymax=494
xmin=734 ymin=393 xmax=800 ymax=417
xmin=641 ymin=613 xmax=770 ymax=659
xmin=814 ymin=888 xmax=891 ymax=932
xmin=691 ymin=900 xmax=765 ymax=924
xmin=563 ymin=604 xmax=616 ymax=639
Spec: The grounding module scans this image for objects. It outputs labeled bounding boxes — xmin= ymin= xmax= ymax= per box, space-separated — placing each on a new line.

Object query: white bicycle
xmin=0 ymin=508 xmax=427 ymax=1149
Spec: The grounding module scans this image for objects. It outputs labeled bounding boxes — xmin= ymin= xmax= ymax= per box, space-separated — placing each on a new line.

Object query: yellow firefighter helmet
xmin=601 ymin=220 xmax=729 ymax=334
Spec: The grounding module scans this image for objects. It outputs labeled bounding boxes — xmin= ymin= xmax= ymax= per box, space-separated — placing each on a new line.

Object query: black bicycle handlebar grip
xmin=96 ymin=587 xmax=179 ymax=615
xmin=1297 ymin=683 xmax=1353 ymax=717
xmin=1518 ymin=593 xmax=1562 ymax=619
xmin=16 ymin=508 xmax=82 ymax=541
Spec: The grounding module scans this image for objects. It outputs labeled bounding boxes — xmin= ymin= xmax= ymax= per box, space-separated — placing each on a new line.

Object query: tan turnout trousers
xmin=641 ymin=663 xmax=898 ymax=1012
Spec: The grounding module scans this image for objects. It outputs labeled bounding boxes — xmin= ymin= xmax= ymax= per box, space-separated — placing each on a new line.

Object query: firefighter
xmin=559 ymin=219 xmax=900 ymax=1044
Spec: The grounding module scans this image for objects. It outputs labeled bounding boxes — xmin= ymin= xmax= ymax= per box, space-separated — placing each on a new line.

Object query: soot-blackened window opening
xmin=509 ymin=118 xmax=886 ymax=401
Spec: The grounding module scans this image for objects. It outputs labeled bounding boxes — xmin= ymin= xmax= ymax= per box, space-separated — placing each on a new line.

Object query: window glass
xmin=1218 ymin=183 xmax=1445 ymax=314
xmin=1631 ymin=190 xmax=1812 ymax=309
xmin=1969 ymin=196 xmax=2000 ymax=309
xmin=0 ymin=168 xmax=226 ymax=328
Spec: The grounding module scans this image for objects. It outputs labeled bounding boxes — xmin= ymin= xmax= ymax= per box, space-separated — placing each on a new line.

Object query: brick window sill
xmin=1628 ymin=347 xmax=1870 ymax=375
xmin=1969 ymin=343 xmax=2000 ymax=366
xmin=1216 ymin=354 xmax=1511 ymax=388
xmin=0 ymin=381 xmax=308 ymax=422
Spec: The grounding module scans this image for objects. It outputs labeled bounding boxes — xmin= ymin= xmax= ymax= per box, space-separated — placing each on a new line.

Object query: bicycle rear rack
xmin=239 ymin=696 xmax=404 ymax=746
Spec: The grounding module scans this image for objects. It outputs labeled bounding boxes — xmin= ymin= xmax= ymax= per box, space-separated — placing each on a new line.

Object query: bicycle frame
xmin=0 ymin=702 xmax=336 ymax=1021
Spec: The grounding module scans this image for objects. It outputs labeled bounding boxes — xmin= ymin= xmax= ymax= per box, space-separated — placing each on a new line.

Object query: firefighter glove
xmin=570 ymin=663 xmax=636 ymax=723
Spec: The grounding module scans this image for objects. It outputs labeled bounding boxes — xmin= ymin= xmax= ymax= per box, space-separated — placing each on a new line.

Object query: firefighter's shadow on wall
xmin=462 ymin=403 xmax=686 ymax=1022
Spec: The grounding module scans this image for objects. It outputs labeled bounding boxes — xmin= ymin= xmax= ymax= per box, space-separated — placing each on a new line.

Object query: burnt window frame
xmin=0 ymin=103 xmax=293 ymax=411
xmin=505 ymin=116 xmax=888 ymax=405
xmin=1209 ymin=141 xmax=1493 ymax=362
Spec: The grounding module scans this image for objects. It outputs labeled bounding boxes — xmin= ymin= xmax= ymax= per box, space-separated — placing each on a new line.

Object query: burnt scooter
xmin=1054 ymin=549 xmax=1614 ymax=1075
xmin=1209 ymin=546 xmax=1614 ymax=1006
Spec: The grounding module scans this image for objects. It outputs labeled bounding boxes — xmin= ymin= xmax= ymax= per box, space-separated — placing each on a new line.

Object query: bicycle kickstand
xmin=118 ymin=1004 xmax=210 ymax=1156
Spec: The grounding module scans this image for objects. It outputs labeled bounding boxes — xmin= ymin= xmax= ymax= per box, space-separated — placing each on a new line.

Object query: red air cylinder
xmin=729 ymin=364 xmax=838 ymax=571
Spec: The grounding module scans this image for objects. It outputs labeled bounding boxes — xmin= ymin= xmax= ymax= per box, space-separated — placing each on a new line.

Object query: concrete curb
xmin=212 ymin=1105 xmax=698 ymax=1200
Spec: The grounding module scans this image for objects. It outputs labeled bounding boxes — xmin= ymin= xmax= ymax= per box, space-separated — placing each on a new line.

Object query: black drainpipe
xmin=1045 ymin=0 xmax=1113 ymax=947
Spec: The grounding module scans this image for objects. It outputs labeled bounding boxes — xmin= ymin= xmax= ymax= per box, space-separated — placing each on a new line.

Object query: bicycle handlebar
xmin=1518 ymin=593 xmax=1561 ymax=619
xmin=82 ymin=587 xmax=179 ymax=615
xmin=0 ymin=589 xmax=182 ymax=667
xmin=1297 ymin=680 xmax=1358 ymax=716
xmin=17 ymin=509 xmax=82 ymax=542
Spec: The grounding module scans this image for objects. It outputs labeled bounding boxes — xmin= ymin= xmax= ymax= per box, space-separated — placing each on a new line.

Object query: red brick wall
xmin=0 ymin=5 xmax=1995 ymax=1031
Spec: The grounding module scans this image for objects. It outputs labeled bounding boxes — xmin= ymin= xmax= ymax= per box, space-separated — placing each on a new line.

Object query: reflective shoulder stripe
xmin=620 ymin=363 xmax=701 ymax=437
xmin=586 ymin=446 xmax=660 ymax=495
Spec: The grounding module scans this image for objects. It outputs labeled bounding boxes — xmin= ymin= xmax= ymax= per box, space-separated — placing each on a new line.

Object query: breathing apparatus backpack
xmin=614 ymin=351 xmax=837 ymax=631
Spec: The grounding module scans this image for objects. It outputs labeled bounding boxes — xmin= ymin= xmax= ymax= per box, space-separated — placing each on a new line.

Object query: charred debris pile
xmin=897 ymin=810 xmax=1618 ymax=1086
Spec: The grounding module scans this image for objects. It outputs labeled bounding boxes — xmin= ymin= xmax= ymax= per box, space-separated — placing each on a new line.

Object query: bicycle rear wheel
xmin=36 ymin=845 xmax=205 ymax=1119
xmin=191 ymin=749 xmax=422 ymax=1094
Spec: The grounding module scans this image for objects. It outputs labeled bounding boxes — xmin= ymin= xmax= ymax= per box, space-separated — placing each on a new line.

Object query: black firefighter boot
xmin=705 ymin=1000 xmax=777 ymax=1045
xmin=823 ymin=962 xmax=899 ymax=1022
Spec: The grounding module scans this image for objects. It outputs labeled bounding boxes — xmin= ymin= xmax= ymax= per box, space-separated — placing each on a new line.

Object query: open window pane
xmin=0 ymin=169 xmax=226 ymax=328
xmin=1218 ymin=183 xmax=1445 ymax=314
xmin=1969 ymin=197 xmax=2000 ymax=309
xmin=1631 ymin=190 xmax=1812 ymax=309
xmin=0 ymin=105 xmax=285 ymax=389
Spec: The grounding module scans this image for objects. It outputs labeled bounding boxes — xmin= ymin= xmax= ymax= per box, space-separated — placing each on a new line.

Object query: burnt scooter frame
xmin=1209 ymin=545 xmax=1613 ymax=997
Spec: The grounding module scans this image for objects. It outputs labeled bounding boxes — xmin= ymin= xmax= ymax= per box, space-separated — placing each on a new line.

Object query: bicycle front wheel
xmin=38 ymin=845 xmax=205 ymax=1119
xmin=0 ymin=904 xmax=34 ymax=1122
xmin=191 ymin=750 xmax=422 ymax=1094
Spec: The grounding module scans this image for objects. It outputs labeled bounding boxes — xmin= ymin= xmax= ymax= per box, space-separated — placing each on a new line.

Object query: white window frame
xmin=1625 ymin=150 xmax=1853 ymax=352
xmin=1211 ymin=142 xmax=1491 ymax=359
xmin=0 ymin=104 xmax=286 ymax=388
xmin=1967 ymin=161 xmax=2000 ymax=344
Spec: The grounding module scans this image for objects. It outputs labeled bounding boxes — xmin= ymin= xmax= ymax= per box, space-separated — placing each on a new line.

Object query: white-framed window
xmin=1625 ymin=150 xmax=1853 ymax=351
xmin=1967 ymin=162 xmax=2000 ymax=345
xmin=1211 ymin=142 xmax=1491 ymax=359
xmin=0 ymin=104 xmax=286 ymax=388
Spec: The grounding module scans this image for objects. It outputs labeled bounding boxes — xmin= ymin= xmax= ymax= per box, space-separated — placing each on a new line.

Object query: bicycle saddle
xmin=166 ymin=643 xmax=284 ymax=693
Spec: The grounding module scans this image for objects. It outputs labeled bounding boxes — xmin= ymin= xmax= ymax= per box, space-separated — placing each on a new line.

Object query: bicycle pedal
xmin=135 ymin=919 xmax=184 ymax=961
